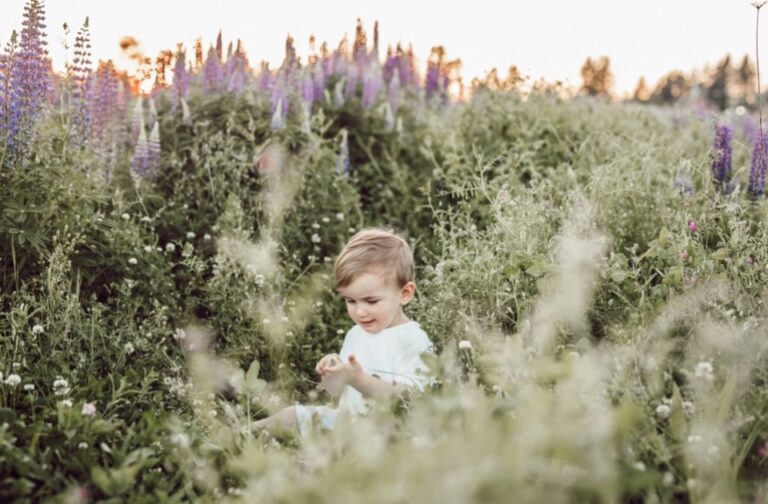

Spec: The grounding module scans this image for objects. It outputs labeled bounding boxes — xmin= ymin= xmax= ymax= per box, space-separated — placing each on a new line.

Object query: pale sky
xmin=0 ymin=1 xmax=760 ymax=94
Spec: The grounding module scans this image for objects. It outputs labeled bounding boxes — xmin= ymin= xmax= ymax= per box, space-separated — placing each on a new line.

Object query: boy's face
xmin=338 ymin=272 xmax=415 ymax=334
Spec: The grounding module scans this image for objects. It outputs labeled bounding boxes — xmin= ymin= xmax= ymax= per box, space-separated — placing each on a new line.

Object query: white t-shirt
xmin=337 ymin=320 xmax=434 ymax=415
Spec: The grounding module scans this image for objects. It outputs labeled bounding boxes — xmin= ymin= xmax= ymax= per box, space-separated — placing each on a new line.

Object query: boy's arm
xmin=327 ymin=355 xmax=405 ymax=398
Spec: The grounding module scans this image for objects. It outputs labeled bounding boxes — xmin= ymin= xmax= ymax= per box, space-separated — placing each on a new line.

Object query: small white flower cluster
xmin=694 ymin=361 xmax=715 ymax=383
xmin=60 ymin=399 xmax=73 ymax=408
xmin=186 ymin=231 xmax=196 ymax=240
xmin=128 ymin=257 xmax=138 ymax=265
xmin=458 ymin=340 xmax=473 ymax=350
xmin=253 ymin=274 xmax=265 ymax=287
xmin=31 ymin=324 xmax=44 ymax=335
xmin=4 ymin=373 xmax=21 ymax=386
xmin=655 ymin=403 xmax=671 ymax=420
xmin=311 ymin=233 xmax=322 ymax=244
xmin=53 ymin=377 xmax=70 ymax=396
xmin=121 ymin=212 xmax=130 ymax=221
xmin=23 ymin=384 xmax=35 ymax=392
xmin=124 ymin=342 xmax=135 ymax=355
xmin=165 ymin=243 xmax=176 ymax=253
xmin=163 ymin=376 xmax=188 ymax=398
xmin=173 ymin=328 xmax=187 ymax=342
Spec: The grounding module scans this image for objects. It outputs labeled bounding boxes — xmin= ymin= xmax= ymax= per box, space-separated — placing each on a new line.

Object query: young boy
xmin=254 ymin=228 xmax=434 ymax=436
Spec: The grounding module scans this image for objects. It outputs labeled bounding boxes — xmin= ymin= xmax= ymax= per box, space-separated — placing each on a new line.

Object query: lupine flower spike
xmin=711 ymin=123 xmax=733 ymax=193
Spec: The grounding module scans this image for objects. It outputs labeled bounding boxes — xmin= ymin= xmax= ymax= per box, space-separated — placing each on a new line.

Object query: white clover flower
xmin=458 ymin=340 xmax=473 ymax=350
xmin=32 ymin=324 xmax=44 ymax=335
xmin=128 ymin=257 xmax=138 ymax=265
xmin=121 ymin=213 xmax=130 ymax=221
xmin=348 ymin=227 xmax=356 ymax=234
xmin=53 ymin=377 xmax=69 ymax=395
xmin=655 ymin=404 xmax=671 ymax=419
xmin=337 ymin=329 xmax=345 ymax=335
xmin=632 ymin=461 xmax=646 ymax=472
xmin=324 ymin=256 xmax=332 ymax=263
xmin=311 ymin=233 xmax=321 ymax=243
xmin=23 ymin=384 xmax=35 ymax=392
xmin=144 ymin=245 xmax=153 ymax=253
xmin=5 ymin=374 xmax=21 ymax=386
xmin=165 ymin=243 xmax=176 ymax=253
xmin=60 ymin=399 xmax=73 ymax=408
xmin=315 ymin=301 xmax=323 ymax=307
xmin=173 ymin=328 xmax=187 ymax=341
xmin=694 ymin=362 xmax=715 ymax=382
xmin=203 ymin=233 xmax=212 ymax=241
xmin=186 ymin=232 xmax=196 ymax=239
xmin=124 ymin=342 xmax=135 ymax=355
xmin=81 ymin=402 xmax=97 ymax=417
xmin=321 ymin=217 xmax=330 ymax=224
xmin=312 ymin=223 xmax=320 ymax=230
xmin=336 ymin=212 xmax=344 ymax=221
xmin=78 ymin=442 xmax=88 ymax=449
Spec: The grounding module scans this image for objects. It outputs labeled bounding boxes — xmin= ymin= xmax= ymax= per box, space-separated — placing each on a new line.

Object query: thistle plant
xmin=5 ymin=0 xmax=50 ymax=164
xmin=711 ymin=122 xmax=733 ymax=192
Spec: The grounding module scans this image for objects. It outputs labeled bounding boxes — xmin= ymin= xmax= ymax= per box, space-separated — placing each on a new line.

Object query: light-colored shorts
xmin=294 ymin=405 xmax=339 ymax=436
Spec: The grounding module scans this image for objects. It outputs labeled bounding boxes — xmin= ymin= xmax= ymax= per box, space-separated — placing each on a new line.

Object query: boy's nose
xmin=355 ymin=305 xmax=368 ymax=317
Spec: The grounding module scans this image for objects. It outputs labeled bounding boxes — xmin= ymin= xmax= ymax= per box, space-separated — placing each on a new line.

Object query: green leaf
xmin=711 ymin=248 xmax=730 ymax=261
xmin=668 ymin=383 xmax=687 ymax=445
xmin=91 ymin=466 xmax=112 ymax=495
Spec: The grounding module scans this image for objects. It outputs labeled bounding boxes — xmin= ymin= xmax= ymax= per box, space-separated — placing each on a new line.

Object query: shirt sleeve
xmin=392 ymin=331 xmax=435 ymax=391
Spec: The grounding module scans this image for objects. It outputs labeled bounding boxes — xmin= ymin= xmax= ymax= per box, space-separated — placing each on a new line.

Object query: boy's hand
xmin=323 ymin=354 xmax=365 ymax=388
xmin=315 ymin=353 xmax=342 ymax=376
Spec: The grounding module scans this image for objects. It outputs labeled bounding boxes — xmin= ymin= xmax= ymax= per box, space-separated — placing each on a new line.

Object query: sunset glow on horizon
xmin=0 ymin=0 xmax=762 ymax=95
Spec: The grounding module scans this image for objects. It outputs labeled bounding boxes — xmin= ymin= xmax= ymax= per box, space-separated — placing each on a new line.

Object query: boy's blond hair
xmin=334 ymin=228 xmax=414 ymax=288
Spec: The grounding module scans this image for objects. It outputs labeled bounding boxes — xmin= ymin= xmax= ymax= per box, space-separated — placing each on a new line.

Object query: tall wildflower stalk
xmin=70 ymin=17 xmax=91 ymax=148
xmin=750 ymin=1 xmax=768 ymax=198
xmin=6 ymin=0 xmax=50 ymax=164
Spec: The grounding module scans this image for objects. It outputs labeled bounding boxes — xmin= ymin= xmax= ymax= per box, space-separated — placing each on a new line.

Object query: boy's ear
xmin=400 ymin=281 xmax=416 ymax=305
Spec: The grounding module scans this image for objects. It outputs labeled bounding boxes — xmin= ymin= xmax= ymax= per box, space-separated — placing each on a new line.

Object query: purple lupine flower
xmin=383 ymin=46 xmax=397 ymax=83
xmin=202 ymin=46 xmax=223 ymax=92
xmin=0 ymin=31 xmax=19 ymax=134
xmin=425 ymin=61 xmax=441 ymax=98
xmin=344 ymin=63 xmax=359 ymax=99
xmin=387 ymin=71 xmax=400 ymax=111
xmin=361 ymin=64 xmax=382 ymax=109
xmin=711 ymin=123 xmax=733 ymax=192
xmin=749 ymin=132 xmax=768 ymax=198
xmin=225 ymin=40 xmax=249 ymax=95
xmin=171 ymin=47 xmax=189 ymax=110
xmin=130 ymin=96 xmax=143 ymax=143
xmin=336 ymin=129 xmax=349 ymax=175
xmin=312 ymin=64 xmax=325 ymax=102
xmin=6 ymin=0 xmax=50 ymax=162
xmin=147 ymin=121 xmax=160 ymax=176
xmin=131 ymin=124 xmax=149 ymax=180
xmin=70 ymin=17 xmax=91 ymax=147
xmin=301 ymin=68 xmax=314 ymax=104
xmin=257 ymin=62 xmax=272 ymax=93
xmin=88 ymin=61 xmax=121 ymax=182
